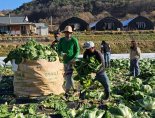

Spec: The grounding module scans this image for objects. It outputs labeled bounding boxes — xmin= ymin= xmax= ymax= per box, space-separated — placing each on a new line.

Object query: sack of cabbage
xmin=4 ymin=39 xmax=65 ymax=97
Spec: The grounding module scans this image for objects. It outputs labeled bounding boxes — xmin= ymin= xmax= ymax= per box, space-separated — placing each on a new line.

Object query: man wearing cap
xmin=83 ymin=41 xmax=110 ymax=100
xmin=51 ymin=31 xmax=61 ymax=52
xmin=58 ymin=26 xmax=80 ymax=95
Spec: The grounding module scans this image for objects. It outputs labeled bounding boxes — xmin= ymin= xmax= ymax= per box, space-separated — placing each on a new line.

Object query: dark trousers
xmin=130 ymin=59 xmax=140 ymax=77
xmin=64 ymin=63 xmax=74 ymax=92
xmin=95 ymin=71 xmax=110 ymax=99
xmin=103 ymin=52 xmax=111 ymax=68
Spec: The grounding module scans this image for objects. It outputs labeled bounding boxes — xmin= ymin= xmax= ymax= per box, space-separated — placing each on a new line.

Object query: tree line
xmin=7 ymin=0 xmax=155 ymax=25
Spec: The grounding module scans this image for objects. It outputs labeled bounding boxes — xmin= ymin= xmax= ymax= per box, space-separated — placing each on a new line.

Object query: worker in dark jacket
xmin=51 ymin=31 xmax=61 ymax=52
xmin=101 ymin=41 xmax=111 ymax=68
xmin=83 ymin=41 xmax=110 ymax=100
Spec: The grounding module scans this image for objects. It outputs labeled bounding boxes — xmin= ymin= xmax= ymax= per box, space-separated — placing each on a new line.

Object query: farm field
xmin=0 ymin=58 xmax=155 ymax=117
xmin=0 ymin=32 xmax=154 ymax=117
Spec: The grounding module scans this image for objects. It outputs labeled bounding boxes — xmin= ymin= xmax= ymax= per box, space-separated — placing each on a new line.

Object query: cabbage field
xmin=0 ymin=58 xmax=155 ymax=118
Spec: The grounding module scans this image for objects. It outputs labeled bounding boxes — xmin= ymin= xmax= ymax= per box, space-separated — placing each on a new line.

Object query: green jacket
xmin=58 ymin=37 xmax=80 ymax=64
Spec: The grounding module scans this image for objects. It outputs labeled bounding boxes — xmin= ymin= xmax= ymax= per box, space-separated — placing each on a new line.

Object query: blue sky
xmin=0 ymin=0 xmax=32 ymax=10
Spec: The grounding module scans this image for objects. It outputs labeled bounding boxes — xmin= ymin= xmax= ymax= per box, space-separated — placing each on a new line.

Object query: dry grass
xmin=0 ymin=32 xmax=155 ymax=56
xmin=73 ymin=32 xmax=155 ymax=53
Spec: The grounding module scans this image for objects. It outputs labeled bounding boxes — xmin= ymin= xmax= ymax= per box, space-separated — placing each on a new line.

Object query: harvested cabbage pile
xmin=4 ymin=39 xmax=57 ymax=64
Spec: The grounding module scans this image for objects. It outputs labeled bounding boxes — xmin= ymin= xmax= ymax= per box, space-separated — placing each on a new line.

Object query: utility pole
xmin=50 ymin=16 xmax=53 ymax=32
xmin=9 ymin=14 xmax=11 ymax=34
xmin=9 ymin=14 xmax=11 ymax=24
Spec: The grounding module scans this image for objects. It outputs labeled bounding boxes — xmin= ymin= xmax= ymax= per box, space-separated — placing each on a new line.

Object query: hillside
xmin=4 ymin=0 xmax=155 ymax=26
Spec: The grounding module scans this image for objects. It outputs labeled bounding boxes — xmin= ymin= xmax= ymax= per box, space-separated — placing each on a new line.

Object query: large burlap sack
xmin=14 ymin=58 xmax=65 ymax=97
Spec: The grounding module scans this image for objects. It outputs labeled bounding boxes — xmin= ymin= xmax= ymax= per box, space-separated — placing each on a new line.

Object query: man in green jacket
xmin=58 ymin=25 xmax=80 ymax=95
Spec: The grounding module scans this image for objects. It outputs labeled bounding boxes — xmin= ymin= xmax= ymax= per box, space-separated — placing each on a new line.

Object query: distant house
xmin=34 ymin=23 xmax=48 ymax=36
xmin=90 ymin=17 xmax=123 ymax=31
xmin=59 ymin=17 xmax=88 ymax=31
xmin=122 ymin=16 xmax=154 ymax=30
xmin=0 ymin=15 xmax=35 ymax=35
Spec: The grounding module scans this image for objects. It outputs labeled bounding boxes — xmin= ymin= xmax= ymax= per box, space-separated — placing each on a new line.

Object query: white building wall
xmin=40 ymin=27 xmax=48 ymax=36
xmin=35 ymin=26 xmax=48 ymax=36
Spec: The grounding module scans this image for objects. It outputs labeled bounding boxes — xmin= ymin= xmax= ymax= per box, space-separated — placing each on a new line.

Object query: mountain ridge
xmin=2 ymin=0 xmax=155 ymax=27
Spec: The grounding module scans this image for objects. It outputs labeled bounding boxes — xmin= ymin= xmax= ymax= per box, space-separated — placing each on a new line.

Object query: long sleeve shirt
xmin=130 ymin=47 xmax=141 ymax=60
xmin=58 ymin=37 xmax=80 ymax=64
xmin=83 ymin=49 xmax=105 ymax=73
